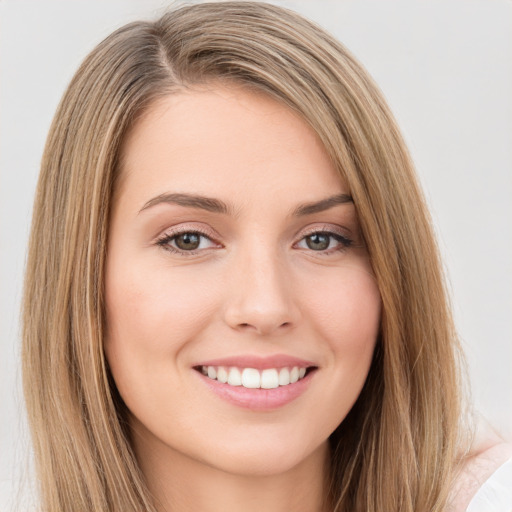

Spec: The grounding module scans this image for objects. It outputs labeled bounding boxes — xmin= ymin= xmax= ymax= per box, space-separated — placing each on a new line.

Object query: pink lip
xmin=195 ymin=372 xmax=315 ymax=410
xmin=194 ymin=354 xmax=316 ymax=370
xmin=192 ymin=356 xmax=318 ymax=411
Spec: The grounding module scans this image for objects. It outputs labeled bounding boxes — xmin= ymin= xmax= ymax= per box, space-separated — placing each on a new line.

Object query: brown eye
xmin=174 ymin=233 xmax=201 ymax=250
xmin=156 ymin=229 xmax=219 ymax=255
xmin=296 ymin=230 xmax=353 ymax=253
xmin=305 ymin=233 xmax=330 ymax=251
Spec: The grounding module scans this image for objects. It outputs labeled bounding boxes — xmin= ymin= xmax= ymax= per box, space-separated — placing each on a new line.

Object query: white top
xmin=465 ymin=457 xmax=512 ymax=512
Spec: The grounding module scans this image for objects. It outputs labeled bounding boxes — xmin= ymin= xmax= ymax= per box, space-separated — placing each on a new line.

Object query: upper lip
xmin=194 ymin=354 xmax=317 ymax=370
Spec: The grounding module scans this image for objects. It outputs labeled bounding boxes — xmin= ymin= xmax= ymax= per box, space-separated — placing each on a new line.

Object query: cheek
xmin=304 ymin=265 xmax=380 ymax=407
xmin=305 ymin=266 xmax=381 ymax=350
xmin=314 ymin=268 xmax=381 ymax=420
xmin=105 ymin=261 xmax=218 ymax=345
xmin=103 ymin=260 xmax=221 ymax=397
xmin=103 ymin=265 xmax=219 ymax=429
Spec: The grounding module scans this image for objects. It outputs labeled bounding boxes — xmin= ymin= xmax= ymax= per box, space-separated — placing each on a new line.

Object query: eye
xmin=156 ymin=230 xmax=218 ymax=254
xmin=173 ymin=232 xmax=202 ymax=251
xmin=296 ymin=231 xmax=352 ymax=253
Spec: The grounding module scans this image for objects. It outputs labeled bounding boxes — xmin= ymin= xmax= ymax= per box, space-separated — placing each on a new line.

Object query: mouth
xmin=192 ymin=364 xmax=317 ymax=389
xmin=192 ymin=357 xmax=318 ymax=410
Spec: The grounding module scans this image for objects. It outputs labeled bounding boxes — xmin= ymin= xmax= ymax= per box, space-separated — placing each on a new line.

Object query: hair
xmin=22 ymin=2 xmax=467 ymax=511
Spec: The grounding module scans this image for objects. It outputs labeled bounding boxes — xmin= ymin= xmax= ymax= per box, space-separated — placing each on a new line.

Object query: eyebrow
xmin=292 ymin=193 xmax=353 ymax=216
xmin=138 ymin=192 xmax=353 ymax=216
xmin=139 ymin=193 xmax=231 ymax=215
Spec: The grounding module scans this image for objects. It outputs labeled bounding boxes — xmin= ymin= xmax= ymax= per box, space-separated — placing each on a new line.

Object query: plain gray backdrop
xmin=1 ymin=0 xmax=511 ymax=509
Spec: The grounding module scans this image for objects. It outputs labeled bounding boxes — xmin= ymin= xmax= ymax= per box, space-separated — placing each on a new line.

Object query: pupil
xmin=307 ymin=233 xmax=329 ymax=251
xmin=176 ymin=233 xmax=200 ymax=250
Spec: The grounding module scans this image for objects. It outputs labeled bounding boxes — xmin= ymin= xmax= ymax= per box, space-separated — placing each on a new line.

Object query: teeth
xmin=227 ymin=367 xmax=242 ymax=386
xmin=278 ymin=367 xmax=290 ymax=386
xmin=200 ymin=365 xmax=310 ymax=388
xmin=261 ymin=369 xmax=279 ymax=389
xmin=217 ymin=367 xmax=228 ymax=383
xmin=242 ymin=368 xmax=260 ymax=388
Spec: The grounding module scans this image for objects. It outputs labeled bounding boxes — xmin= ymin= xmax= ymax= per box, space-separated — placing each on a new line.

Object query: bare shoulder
xmin=448 ymin=417 xmax=512 ymax=512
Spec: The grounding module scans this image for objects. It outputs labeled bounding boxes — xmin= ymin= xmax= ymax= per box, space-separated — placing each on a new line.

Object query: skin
xmin=449 ymin=417 xmax=512 ymax=511
xmin=105 ymin=84 xmax=381 ymax=512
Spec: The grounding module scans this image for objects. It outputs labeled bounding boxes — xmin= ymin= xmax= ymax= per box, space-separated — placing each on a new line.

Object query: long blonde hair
xmin=22 ymin=2 xmax=464 ymax=510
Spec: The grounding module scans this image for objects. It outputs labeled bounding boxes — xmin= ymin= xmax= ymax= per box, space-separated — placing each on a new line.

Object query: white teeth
xmin=201 ymin=365 xmax=310 ymax=388
xmin=261 ymin=369 xmax=279 ymax=389
xmin=242 ymin=368 xmax=260 ymax=388
xmin=227 ymin=367 xmax=242 ymax=386
xmin=278 ymin=367 xmax=290 ymax=386
xmin=217 ymin=366 xmax=228 ymax=383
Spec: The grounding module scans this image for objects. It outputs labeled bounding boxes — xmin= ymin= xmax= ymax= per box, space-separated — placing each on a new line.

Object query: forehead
xmin=117 ymin=85 xmax=347 ymax=212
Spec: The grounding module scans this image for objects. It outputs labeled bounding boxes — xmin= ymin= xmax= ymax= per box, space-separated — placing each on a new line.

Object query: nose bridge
xmin=223 ymin=239 xmax=298 ymax=335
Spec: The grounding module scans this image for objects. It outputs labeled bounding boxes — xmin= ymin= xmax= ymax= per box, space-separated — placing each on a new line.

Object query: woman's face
xmin=105 ymin=85 xmax=381 ymax=477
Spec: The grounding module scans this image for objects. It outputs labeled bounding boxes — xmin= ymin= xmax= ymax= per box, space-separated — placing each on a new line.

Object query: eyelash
xmin=297 ymin=228 xmax=353 ymax=254
xmin=155 ymin=227 xmax=353 ymax=256
xmin=155 ymin=228 xmax=219 ymax=255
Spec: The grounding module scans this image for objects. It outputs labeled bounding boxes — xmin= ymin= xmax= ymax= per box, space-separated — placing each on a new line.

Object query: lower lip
xmin=194 ymin=370 xmax=316 ymax=411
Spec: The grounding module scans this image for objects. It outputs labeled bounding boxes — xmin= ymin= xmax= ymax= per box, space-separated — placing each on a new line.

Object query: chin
xmin=198 ymin=434 xmax=327 ymax=477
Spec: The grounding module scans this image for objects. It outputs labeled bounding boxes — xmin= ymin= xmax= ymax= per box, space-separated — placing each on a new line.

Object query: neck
xmin=133 ymin=430 xmax=331 ymax=512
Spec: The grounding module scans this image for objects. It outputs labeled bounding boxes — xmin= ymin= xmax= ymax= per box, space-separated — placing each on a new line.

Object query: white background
xmin=1 ymin=1 xmax=511 ymax=509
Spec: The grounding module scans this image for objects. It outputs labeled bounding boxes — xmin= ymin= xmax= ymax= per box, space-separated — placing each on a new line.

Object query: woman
xmin=21 ymin=2 xmax=511 ymax=511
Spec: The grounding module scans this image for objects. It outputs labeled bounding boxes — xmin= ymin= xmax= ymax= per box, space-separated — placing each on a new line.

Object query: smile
xmin=192 ymin=357 xmax=318 ymax=410
xmin=199 ymin=365 xmax=309 ymax=389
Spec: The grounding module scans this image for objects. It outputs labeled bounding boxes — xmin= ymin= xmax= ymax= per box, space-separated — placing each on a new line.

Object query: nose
xmin=223 ymin=246 xmax=300 ymax=336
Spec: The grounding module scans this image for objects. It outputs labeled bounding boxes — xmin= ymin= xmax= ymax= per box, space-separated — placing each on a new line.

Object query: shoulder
xmin=465 ymin=455 xmax=512 ymax=512
xmin=449 ymin=418 xmax=512 ymax=512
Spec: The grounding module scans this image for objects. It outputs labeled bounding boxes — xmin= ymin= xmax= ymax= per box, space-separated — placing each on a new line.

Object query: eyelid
xmin=296 ymin=223 xmax=352 ymax=240
xmin=154 ymin=223 xmax=222 ymax=254
xmin=293 ymin=224 xmax=354 ymax=252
